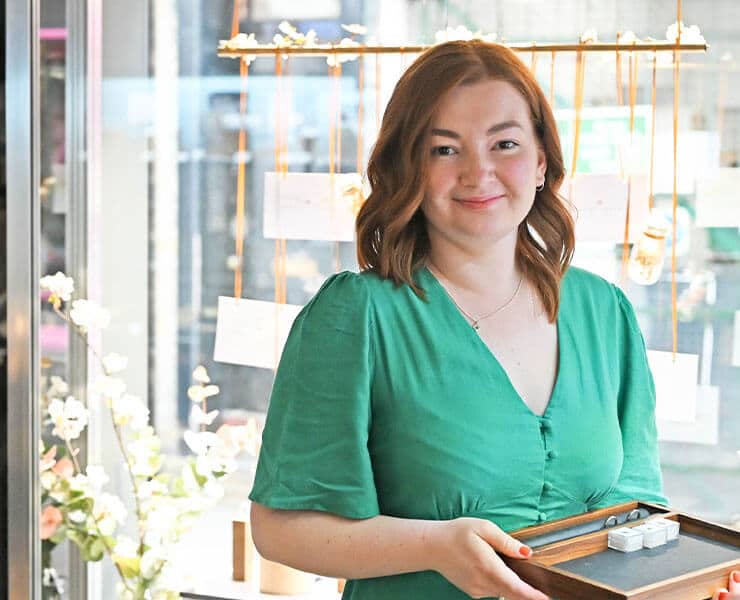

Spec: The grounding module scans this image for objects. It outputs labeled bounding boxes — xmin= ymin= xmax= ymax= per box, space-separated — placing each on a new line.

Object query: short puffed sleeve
xmin=249 ymin=271 xmax=380 ymax=519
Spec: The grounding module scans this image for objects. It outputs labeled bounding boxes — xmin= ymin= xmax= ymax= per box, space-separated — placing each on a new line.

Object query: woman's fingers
xmin=730 ymin=570 xmax=740 ymax=592
xmin=477 ymin=519 xmax=533 ymax=559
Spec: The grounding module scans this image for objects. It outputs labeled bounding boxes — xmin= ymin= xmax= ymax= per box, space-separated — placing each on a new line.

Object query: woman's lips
xmin=456 ymin=195 xmax=505 ymax=209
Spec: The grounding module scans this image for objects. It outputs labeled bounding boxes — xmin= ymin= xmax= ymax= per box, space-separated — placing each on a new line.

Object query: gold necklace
xmin=430 ymin=267 xmax=524 ymax=331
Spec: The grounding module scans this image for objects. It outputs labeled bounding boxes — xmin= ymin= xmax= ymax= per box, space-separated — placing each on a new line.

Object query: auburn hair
xmin=356 ymin=40 xmax=575 ymax=322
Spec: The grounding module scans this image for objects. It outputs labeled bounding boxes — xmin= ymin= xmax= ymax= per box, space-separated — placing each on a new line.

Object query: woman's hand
xmin=712 ymin=570 xmax=740 ymax=600
xmin=426 ymin=517 xmax=549 ymax=600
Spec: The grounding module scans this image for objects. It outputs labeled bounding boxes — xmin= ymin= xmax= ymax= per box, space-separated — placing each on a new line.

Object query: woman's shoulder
xmin=560 ymin=266 xmax=633 ymax=318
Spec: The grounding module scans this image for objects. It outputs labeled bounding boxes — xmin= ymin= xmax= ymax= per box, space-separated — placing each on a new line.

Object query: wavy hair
xmin=356 ymin=40 xmax=575 ymax=322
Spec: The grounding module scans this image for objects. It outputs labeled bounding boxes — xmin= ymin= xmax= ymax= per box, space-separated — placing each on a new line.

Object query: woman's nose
xmin=459 ymin=152 xmax=494 ymax=187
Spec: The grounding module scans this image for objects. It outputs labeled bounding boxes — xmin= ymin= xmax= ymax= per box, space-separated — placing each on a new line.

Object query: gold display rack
xmin=217 ymin=41 xmax=708 ymax=59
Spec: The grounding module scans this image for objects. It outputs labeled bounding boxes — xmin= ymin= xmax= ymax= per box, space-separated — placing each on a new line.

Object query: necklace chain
xmin=431 ymin=267 xmax=524 ymax=331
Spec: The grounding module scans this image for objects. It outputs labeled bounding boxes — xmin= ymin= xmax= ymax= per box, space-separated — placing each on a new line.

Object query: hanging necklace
xmin=430 ymin=266 xmax=524 ymax=331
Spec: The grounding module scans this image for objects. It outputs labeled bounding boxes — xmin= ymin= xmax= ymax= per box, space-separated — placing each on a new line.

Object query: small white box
xmin=633 ymin=522 xmax=668 ymax=548
xmin=650 ymin=518 xmax=680 ymax=541
xmin=608 ymin=527 xmax=644 ymax=553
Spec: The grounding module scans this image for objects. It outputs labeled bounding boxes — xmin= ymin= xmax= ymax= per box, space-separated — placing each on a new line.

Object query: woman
xmin=248 ymin=41 xmax=736 ymax=600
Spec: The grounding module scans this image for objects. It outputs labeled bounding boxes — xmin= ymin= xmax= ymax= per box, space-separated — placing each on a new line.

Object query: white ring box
xmin=633 ymin=522 xmax=668 ymax=548
xmin=608 ymin=527 xmax=645 ymax=553
xmin=650 ymin=517 xmax=680 ymax=541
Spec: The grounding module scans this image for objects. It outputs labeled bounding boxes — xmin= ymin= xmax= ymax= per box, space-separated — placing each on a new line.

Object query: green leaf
xmin=113 ymin=555 xmax=141 ymax=579
xmin=66 ymin=528 xmax=88 ymax=547
xmin=82 ymin=537 xmax=106 ymax=562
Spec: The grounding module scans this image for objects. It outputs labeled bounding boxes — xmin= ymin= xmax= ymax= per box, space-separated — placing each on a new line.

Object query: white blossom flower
xmin=183 ymin=430 xmax=219 ymax=456
xmin=127 ymin=428 xmax=163 ymax=477
xmin=90 ymin=374 xmax=126 ymax=402
xmin=111 ymin=393 xmax=150 ymax=431
xmin=137 ymin=479 xmax=168 ymax=500
xmin=113 ymin=535 xmax=138 ymax=558
xmin=140 ymin=547 xmax=167 ymax=579
xmin=48 ymin=396 xmax=89 ymax=441
xmin=327 ymin=38 xmax=360 ymax=67
xmin=93 ymin=493 xmax=127 ymax=536
xmin=619 ymin=30 xmax=637 ymax=44
xmin=195 ymin=453 xmax=236 ymax=478
xmin=86 ymin=465 xmax=110 ymax=494
xmin=41 ymin=471 xmax=57 ymax=490
xmin=40 ymin=272 xmax=75 ymax=303
xmin=580 ymin=28 xmax=598 ymax=43
xmin=47 ymin=376 xmax=70 ymax=399
xmin=102 ymin=353 xmax=128 ymax=375
xmin=68 ymin=510 xmax=87 ymax=523
xmin=187 ymin=384 xmax=219 ymax=403
xmin=69 ymin=299 xmax=111 ymax=331
xmin=203 ymin=480 xmax=225 ymax=500
xmin=341 ymin=23 xmax=367 ymax=36
xmin=192 ymin=365 xmax=210 ymax=384
xmin=190 ymin=405 xmax=219 ymax=427
xmin=278 ymin=20 xmax=298 ymax=38
xmin=666 ymin=21 xmax=705 ymax=44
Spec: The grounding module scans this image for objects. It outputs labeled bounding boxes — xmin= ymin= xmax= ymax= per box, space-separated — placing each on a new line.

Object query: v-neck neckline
xmin=422 ymin=266 xmax=564 ymax=418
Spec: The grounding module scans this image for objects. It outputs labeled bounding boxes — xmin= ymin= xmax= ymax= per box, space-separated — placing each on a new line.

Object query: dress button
xmin=538 ymin=511 xmax=548 ymax=522
xmin=539 ymin=418 xmax=551 ymax=432
xmin=546 ymin=449 xmax=557 ymax=460
xmin=542 ymin=481 xmax=553 ymax=492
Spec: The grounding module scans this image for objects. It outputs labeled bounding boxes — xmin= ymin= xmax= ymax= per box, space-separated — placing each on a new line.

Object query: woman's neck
xmin=426 ymin=232 xmax=520 ymax=297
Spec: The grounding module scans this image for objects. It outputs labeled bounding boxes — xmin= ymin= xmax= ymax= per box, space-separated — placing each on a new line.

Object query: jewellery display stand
xmin=503 ymin=501 xmax=740 ymax=600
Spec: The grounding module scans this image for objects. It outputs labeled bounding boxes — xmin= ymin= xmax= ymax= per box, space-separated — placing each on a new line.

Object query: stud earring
xmin=536 ymin=182 xmax=545 ymax=192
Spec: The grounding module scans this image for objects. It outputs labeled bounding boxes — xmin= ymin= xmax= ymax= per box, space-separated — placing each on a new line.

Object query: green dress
xmin=249 ymin=266 xmax=667 ymax=599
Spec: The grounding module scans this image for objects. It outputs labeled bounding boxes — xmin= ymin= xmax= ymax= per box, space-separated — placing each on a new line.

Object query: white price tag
xmin=263 ymin=171 xmax=361 ymax=242
xmin=561 ymin=173 xmax=650 ymax=244
xmin=214 ymin=296 xmax=303 ymax=370
xmin=646 ymin=350 xmax=698 ymax=423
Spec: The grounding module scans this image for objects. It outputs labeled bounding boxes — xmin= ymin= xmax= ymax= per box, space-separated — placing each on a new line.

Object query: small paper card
xmin=263 ymin=171 xmax=361 ymax=242
xmin=646 ymin=350 xmax=699 ymax=423
xmin=695 ymin=168 xmax=740 ymax=228
xmin=214 ymin=296 xmax=303 ymax=370
xmin=560 ymin=174 xmax=650 ymax=244
xmin=657 ymin=385 xmax=719 ymax=445
xmin=653 ymin=130 xmax=720 ymax=195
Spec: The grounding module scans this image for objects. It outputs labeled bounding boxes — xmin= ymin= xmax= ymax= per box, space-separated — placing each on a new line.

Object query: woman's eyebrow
xmin=430 ymin=120 xmax=524 ymax=139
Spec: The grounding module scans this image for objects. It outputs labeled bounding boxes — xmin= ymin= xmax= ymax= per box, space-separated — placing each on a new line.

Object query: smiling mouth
xmin=455 ymin=195 xmax=505 ymax=208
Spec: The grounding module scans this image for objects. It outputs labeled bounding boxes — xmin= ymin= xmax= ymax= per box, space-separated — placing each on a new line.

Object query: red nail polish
xmin=718 ymin=591 xmax=729 ymax=600
xmin=733 ymin=571 xmax=740 ymax=583
xmin=519 ymin=546 xmax=532 ymax=558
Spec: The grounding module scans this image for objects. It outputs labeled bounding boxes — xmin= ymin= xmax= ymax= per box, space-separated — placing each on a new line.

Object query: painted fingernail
xmin=519 ymin=545 xmax=532 ymax=557
xmin=718 ymin=591 xmax=729 ymax=600
xmin=733 ymin=571 xmax=740 ymax=583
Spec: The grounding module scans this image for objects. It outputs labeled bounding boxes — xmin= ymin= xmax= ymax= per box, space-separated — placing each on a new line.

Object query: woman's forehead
xmin=430 ymin=80 xmax=532 ymax=129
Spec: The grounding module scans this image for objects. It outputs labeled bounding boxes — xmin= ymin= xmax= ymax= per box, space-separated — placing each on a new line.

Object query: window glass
xmin=89 ymin=0 xmax=740 ymax=594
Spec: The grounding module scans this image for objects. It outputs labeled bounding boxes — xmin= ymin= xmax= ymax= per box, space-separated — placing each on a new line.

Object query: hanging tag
xmin=561 ymin=174 xmax=649 ymax=244
xmin=214 ymin=296 xmax=302 ymax=370
xmin=263 ymin=171 xmax=361 ymax=242
xmin=695 ymin=168 xmax=740 ymax=228
xmin=653 ymin=130 xmax=719 ymax=195
xmin=646 ymin=350 xmax=698 ymax=422
xmin=657 ymin=385 xmax=719 ymax=445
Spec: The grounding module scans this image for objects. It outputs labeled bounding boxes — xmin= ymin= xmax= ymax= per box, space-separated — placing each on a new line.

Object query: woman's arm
xmin=251 ymin=503 xmax=549 ymax=600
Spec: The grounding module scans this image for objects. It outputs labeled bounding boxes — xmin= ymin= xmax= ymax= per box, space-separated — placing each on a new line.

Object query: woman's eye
xmin=496 ymin=140 xmax=519 ymax=150
xmin=431 ymin=146 xmax=457 ymax=157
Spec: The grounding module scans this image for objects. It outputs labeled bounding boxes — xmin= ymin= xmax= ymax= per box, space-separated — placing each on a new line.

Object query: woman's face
xmin=421 ymin=78 xmax=546 ymax=252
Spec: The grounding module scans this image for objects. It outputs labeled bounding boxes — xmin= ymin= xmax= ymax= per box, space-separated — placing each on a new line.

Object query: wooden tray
xmin=502 ymin=501 xmax=740 ymax=600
